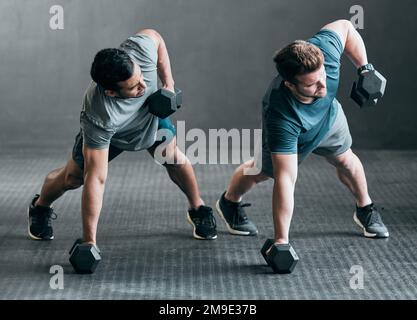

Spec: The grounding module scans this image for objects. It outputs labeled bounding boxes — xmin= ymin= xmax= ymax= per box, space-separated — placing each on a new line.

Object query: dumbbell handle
xmin=357 ymin=63 xmax=374 ymax=75
xmin=69 ymin=238 xmax=101 ymax=255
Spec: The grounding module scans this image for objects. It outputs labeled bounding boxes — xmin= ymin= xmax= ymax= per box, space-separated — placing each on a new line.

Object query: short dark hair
xmin=90 ymin=48 xmax=134 ymax=91
xmin=273 ymin=40 xmax=324 ymax=84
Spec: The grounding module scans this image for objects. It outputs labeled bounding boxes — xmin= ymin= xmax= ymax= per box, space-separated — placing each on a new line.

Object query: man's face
xmin=112 ymin=63 xmax=147 ymax=98
xmin=292 ymin=64 xmax=327 ymax=99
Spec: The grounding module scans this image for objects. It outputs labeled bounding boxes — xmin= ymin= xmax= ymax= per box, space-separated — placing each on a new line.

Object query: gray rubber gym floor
xmin=1 ymin=147 xmax=416 ymax=300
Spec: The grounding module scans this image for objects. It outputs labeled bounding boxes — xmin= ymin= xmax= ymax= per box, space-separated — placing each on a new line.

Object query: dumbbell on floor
xmin=260 ymin=238 xmax=299 ymax=274
xmin=350 ymin=63 xmax=387 ymax=108
xmin=147 ymin=88 xmax=182 ymax=119
xmin=69 ymin=238 xmax=101 ymax=274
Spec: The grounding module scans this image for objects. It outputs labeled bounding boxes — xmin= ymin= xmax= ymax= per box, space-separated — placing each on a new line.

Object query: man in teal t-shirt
xmin=216 ymin=20 xmax=389 ymax=248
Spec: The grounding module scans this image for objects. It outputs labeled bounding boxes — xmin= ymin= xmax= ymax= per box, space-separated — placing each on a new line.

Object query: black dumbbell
xmin=147 ymin=88 xmax=182 ymax=119
xmin=260 ymin=238 xmax=299 ymax=274
xmin=350 ymin=64 xmax=387 ymax=108
xmin=69 ymin=238 xmax=101 ymax=274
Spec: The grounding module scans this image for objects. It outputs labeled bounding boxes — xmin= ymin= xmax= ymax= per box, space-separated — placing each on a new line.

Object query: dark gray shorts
xmin=72 ymin=117 xmax=176 ymax=170
xmin=257 ymin=101 xmax=352 ymax=178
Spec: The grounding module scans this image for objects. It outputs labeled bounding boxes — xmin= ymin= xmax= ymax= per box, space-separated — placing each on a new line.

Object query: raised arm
xmin=321 ymin=19 xmax=368 ymax=68
xmin=136 ymin=28 xmax=175 ymax=91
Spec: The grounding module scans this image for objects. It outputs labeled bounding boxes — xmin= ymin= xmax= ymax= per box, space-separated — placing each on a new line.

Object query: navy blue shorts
xmin=72 ymin=117 xmax=176 ymax=170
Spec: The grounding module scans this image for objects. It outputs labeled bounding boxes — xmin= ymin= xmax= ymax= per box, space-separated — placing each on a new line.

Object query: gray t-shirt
xmin=80 ymin=34 xmax=159 ymax=151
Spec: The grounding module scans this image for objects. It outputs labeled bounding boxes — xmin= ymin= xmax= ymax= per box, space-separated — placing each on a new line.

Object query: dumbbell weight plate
xmin=267 ymin=243 xmax=299 ymax=274
xmin=69 ymin=240 xmax=101 ymax=274
xmin=357 ymin=70 xmax=386 ymax=100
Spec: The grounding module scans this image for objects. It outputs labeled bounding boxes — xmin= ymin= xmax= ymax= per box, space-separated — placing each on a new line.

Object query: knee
xmin=254 ymin=173 xmax=270 ymax=184
xmin=332 ymin=152 xmax=356 ymax=172
xmin=243 ymin=160 xmax=269 ymax=183
xmin=162 ymin=149 xmax=189 ymax=167
xmin=163 ymin=157 xmax=188 ymax=170
xmin=45 ymin=167 xmax=64 ymax=181
xmin=64 ymin=173 xmax=83 ymax=190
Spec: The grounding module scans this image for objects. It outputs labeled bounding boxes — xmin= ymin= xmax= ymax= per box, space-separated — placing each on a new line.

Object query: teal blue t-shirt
xmin=262 ymin=29 xmax=344 ymax=154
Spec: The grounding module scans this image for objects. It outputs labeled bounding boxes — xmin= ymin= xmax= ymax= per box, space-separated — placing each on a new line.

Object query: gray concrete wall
xmin=1 ymin=0 xmax=416 ymax=150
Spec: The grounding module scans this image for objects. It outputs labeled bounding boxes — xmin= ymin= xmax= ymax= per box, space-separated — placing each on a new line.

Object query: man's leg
xmin=225 ymin=159 xmax=270 ymax=202
xmin=325 ymin=148 xmax=371 ymax=207
xmin=215 ymin=152 xmax=270 ymax=236
xmin=29 ymin=131 xmax=89 ymax=240
xmin=313 ymin=101 xmax=388 ymax=238
xmin=325 ymin=149 xmax=389 ymax=238
xmin=36 ymin=158 xmax=84 ymax=207
xmin=148 ymin=137 xmax=217 ymax=240
xmin=29 ymin=131 xmax=123 ymax=240
xmin=148 ymin=137 xmax=203 ymax=209
xmin=28 ymin=158 xmax=84 ymax=240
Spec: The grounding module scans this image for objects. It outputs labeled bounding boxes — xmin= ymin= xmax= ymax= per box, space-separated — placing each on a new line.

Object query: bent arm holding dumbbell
xmin=322 ymin=20 xmax=386 ymax=106
xmin=136 ymin=29 xmax=175 ymax=93
xmin=322 ymin=20 xmax=368 ymax=68
xmin=81 ymin=146 xmax=109 ymax=245
xmin=138 ymin=29 xmax=182 ymax=118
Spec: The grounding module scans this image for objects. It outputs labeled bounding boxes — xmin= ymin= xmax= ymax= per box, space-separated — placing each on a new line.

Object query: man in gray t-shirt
xmin=27 ymin=29 xmax=217 ymax=248
xmin=80 ymin=33 xmax=159 ymax=151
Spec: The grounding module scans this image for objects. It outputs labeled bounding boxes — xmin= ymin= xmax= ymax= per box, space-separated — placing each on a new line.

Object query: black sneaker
xmin=27 ymin=194 xmax=57 ymax=240
xmin=353 ymin=203 xmax=389 ymax=238
xmin=215 ymin=191 xmax=258 ymax=236
xmin=187 ymin=205 xmax=217 ymax=240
